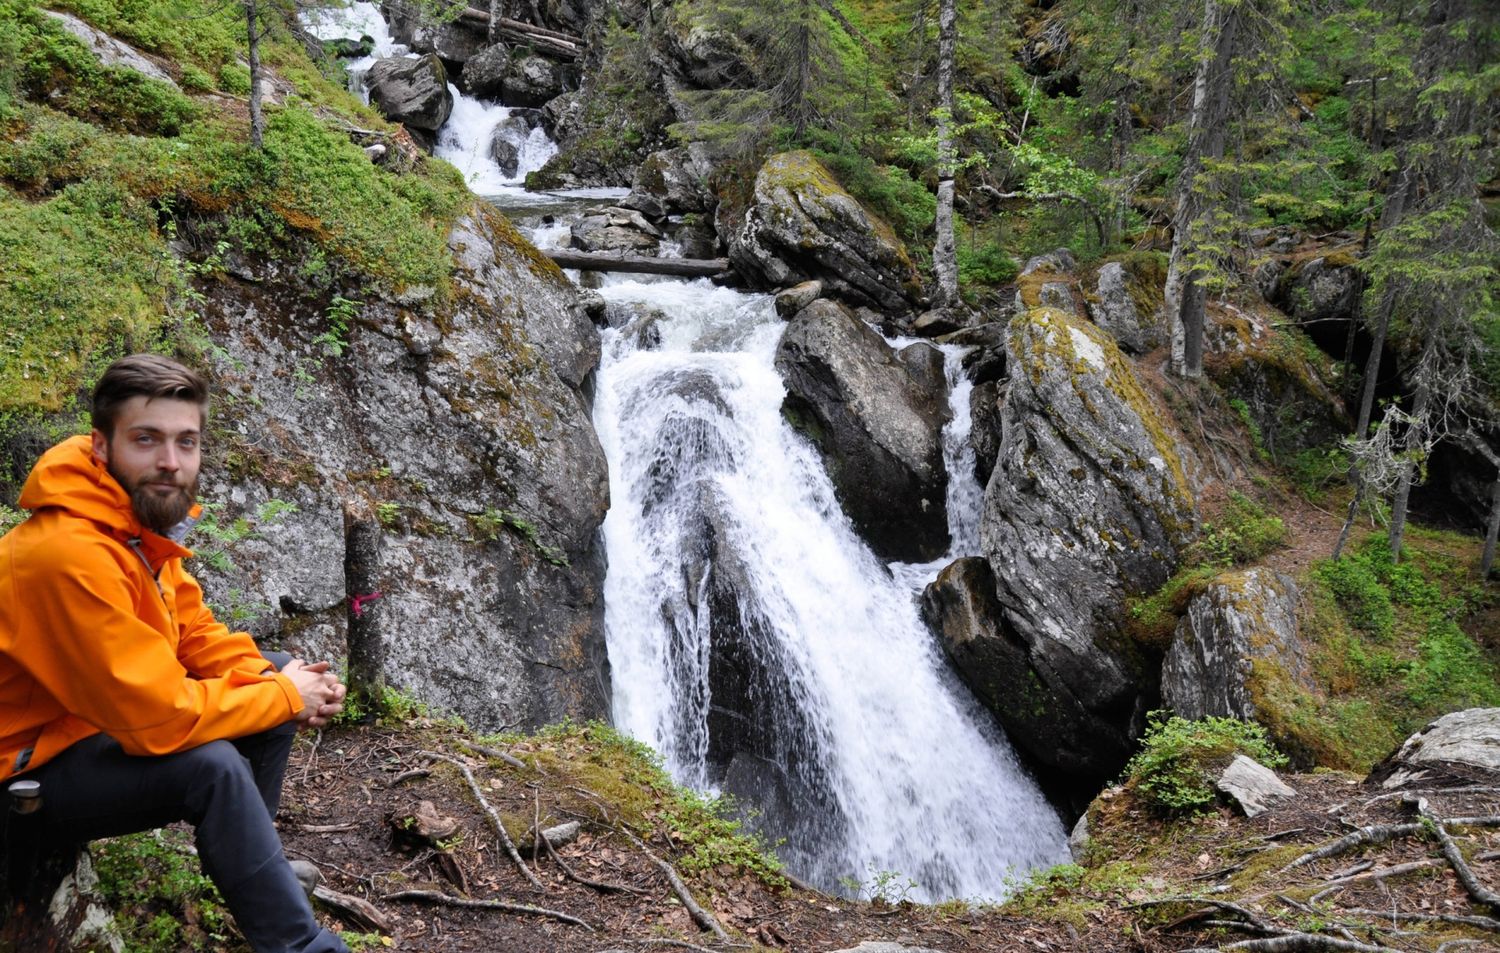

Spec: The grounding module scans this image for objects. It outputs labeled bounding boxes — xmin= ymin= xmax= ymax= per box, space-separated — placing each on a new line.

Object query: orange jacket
xmin=0 ymin=435 xmax=302 ymax=778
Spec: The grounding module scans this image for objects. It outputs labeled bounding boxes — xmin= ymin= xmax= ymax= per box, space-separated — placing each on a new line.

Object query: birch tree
xmin=929 ymin=0 xmax=959 ymax=309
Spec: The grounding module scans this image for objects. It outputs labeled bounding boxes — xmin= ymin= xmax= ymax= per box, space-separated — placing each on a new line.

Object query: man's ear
xmin=91 ymin=429 xmax=109 ymax=464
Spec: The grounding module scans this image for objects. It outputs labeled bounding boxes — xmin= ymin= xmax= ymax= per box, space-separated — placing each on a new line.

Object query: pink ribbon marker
xmin=350 ymin=591 xmax=383 ymax=618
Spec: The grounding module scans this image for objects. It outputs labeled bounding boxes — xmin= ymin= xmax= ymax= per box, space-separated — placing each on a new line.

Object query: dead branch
xmin=418 ymin=750 xmax=544 ymax=891
xmin=294 ymin=822 xmax=359 ymax=833
xmin=381 ymin=889 xmax=592 ymax=929
xmin=1418 ymin=800 xmax=1500 ymax=913
xmin=1342 ymin=908 xmax=1500 ymax=931
xmin=1324 ymin=860 xmax=1374 ymax=881
xmin=1310 ymin=860 xmax=1438 ymax=904
xmin=462 ymin=742 xmax=528 ymax=770
xmin=312 ymin=885 xmax=389 ymax=933
xmin=539 ymin=819 xmax=646 ymax=895
xmin=388 ymin=768 xmax=431 ymax=787
xmin=619 ymin=828 xmax=729 ymax=941
xmin=1279 ymin=824 xmax=1424 ymax=872
xmin=630 ymin=939 xmax=753 ymax=952
xmin=1216 ymin=935 xmax=1397 ymax=952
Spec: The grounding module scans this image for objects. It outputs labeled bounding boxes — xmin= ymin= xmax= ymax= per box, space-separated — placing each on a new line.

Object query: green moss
xmin=94 ymin=829 xmax=239 ymax=952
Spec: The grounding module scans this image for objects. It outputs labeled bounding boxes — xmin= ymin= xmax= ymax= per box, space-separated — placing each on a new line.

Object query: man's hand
xmin=281 ymin=659 xmax=347 ymax=730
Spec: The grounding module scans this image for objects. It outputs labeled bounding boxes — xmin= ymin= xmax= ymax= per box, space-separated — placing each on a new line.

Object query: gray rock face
xmin=1369 ymin=708 xmax=1500 ymax=790
xmin=981 ymin=308 xmax=1196 ymax=778
xmin=922 ymin=557 xmax=1118 ymax=779
xmin=969 ymin=380 xmax=1002 ymax=486
xmin=727 ymin=151 xmax=923 ymax=314
xmin=1275 ymin=254 xmax=1361 ymax=326
xmin=658 ymin=9 xmax=758 ymax=87
xmin=462 ymin=43 xmax=511 ymax=97
xmin=365 ymin=54 xmax=453 ymax=132
xmin=1216 ymin=755 xmax=1296 ymax=817
xmin=569 ymin=208 xmax=662 ymax=255
xmin=775 ymin=299 xmax=950 ymax=562
xmin=1162 ymin=568 xmax=1308 ymax=721
xmin=385 ymin=7 xmax=487 ymax=62
xmin=621 ymin=148 xmax=712 ymax=220
xmin=193 ymin=209 xmax=609 ymax=732
xmin=541 ymin=90 xmax=583 ymax=139
xmin=1089 ymin=261 xmax=1164 ymax=354
xmin=43 ymin=11 xmax=179 ymax=89
xmin=503 ymin=53 xmax=566 ymax=108
xmin=490 ymin=135 xmax=520 ymax=178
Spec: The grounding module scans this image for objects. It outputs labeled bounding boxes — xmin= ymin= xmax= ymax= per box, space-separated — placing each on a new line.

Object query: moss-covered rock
xmin=979 ymin=307 xmax=1198 ymax=786
xmin=728 ymin=150 xmax=923 ymax=314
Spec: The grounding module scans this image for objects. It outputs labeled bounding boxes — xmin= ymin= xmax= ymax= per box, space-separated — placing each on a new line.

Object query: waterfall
xmin=592 ymin=276 xmax=1068 ymax=901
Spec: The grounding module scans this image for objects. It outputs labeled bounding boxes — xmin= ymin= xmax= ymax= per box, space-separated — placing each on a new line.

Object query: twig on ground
xmin=419 ymin=750 xmax=543 ymax=891
xmin=1309 ymin=860 xmax=1438 ymax=904
xmin=1417 ymin=799 xmax=1500 ymax=913
xmin=300 ymin=730 xmax=323 ymax=785
xmin=388 ymin=768 xmax=430 ymax=787
xmin=382 ymin=889 xmax=592 ymax=929
xmin=531 ymin=787 xmax=543 ymax=872
xmin=312 ymin=884 xmax=389 ymax=933
xmin=619 ymin=827 xmax=730 ymax=941
xmin=539 ymin=820 xmax=647 ymax=895
xmin=462 ymin=742 xmax=528 ymax=770
xmin=1324 ymin=860 xmax=1374 ymax=881
xmin=294 ymin=822 xmax=359 ymax=833
xmin=629 ymin=939 xmax=752 ymax=951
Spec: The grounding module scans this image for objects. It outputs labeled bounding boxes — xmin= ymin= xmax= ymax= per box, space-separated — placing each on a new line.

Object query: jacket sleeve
xmin=16 ymin=540 xmax=302 ymax=755
xmin=171 ymin=564 xmax=278 ymax=679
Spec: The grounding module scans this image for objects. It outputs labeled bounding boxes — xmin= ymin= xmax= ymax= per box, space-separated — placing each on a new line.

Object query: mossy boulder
xmin=365 ymin=54 xmax=453 ymax=133
xmin=620 ymin=148 xmax=713 ymax=220
xmin=1085 ymin=254 xmax=1167 ymax=355
xmin=1161 ymin=568 xmax=1311 ymax=723
xmin=1205 ymin=304 xmax=1349 ymax=458
xmin=775 ymin=299 xmax=950 ymax=562
xmin=728 ymin=151 xmax=924 ymax=314
xmin=979 ymin=308 xmax=1198 ymax=784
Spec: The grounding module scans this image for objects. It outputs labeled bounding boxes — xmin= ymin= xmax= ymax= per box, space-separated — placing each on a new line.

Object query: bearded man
xmin=0 ymin=354 xmax=350 ymax=953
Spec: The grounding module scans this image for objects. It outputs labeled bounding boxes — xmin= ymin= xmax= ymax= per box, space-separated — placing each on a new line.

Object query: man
xmin=0 ymin=354 xmax=350 ymax=953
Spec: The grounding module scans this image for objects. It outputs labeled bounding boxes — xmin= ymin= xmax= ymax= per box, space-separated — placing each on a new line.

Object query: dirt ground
xmin=274 ymin=721 xmax=1500 ymax=953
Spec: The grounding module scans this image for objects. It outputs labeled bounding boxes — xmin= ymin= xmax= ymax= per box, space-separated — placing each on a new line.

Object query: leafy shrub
xmin=1192 ymin=491 xmax=1286 ymax=566
xmin=958 ymin=239 xmax=1019 ymax=287
xmin=1315 ymin=549 xmax=1395 ymax=640
xmin=1124 ymin=713 xmax=1287 ymax=816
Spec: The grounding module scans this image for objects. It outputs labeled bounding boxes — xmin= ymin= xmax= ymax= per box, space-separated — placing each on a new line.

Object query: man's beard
xmin=112 ymin=466 xmax=198 ymax=534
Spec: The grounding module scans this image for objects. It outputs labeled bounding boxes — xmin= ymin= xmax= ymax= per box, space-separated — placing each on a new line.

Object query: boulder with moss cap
xmin=979 ymin=307 xmax=1198 ymax=782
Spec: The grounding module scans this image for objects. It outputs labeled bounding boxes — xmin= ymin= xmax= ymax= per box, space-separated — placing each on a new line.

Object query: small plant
xmin=0 ymin=503 xmax=24 ymax=534
xmin=1192 ymin=491 xmax=1286 ymax=566
xmin=469 ymin=507 xmax=569 ymax=566
xmin=312 ymin=295 xmax=361 ymax=357
xmin=340 ymin=933 xmax=392 ymax=951
xmin=839 ymin=865 xmax=920 ymax=905
xmin=1124 ymin=712 xmax=1287 ymax=816
xmin=332 ymin=681 xmax=430 ymax=727
xmin=93 ymin=828 xmax=234 ymax=951
xmin=1227 ymin=398 xmax=1268 ymax=460
xmin=375 ymin=501 xmax=401 ymax=529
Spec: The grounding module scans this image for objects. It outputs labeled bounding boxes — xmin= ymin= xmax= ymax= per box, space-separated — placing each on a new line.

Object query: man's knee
xmin=180 ymin=740 xmax=256 ymax=796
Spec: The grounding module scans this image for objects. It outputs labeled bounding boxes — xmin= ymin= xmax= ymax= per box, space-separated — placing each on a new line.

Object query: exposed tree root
xmin=418 ymin=750 xmax=544 ymax=891
xmin=1342 ymin=908 xmax=1500 ymax=931
xmin=538 ymin=814 xmax=647 ymax=896
xmin=1309 ymin=860 xmax=1439 ymax=904
xmin=462 ymin=741 xmax=528 ymax=770
xmin=381 ymin=889 xmax=592 ymax=929
xmin=1180 ymin=935 xmax=1397 ymax=952
xmin=1417 ymin=800 xmax=1500 ymax=913
xmin=619 ymin=828 xmax=730 ymax=942
xmin=1279 ymin=824 xmax=1424 ymax=872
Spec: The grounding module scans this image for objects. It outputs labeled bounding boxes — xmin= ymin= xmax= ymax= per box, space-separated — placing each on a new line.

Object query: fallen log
xmin=547 ymin=249 xmax=732 ymax=278
xmin=455 ymin=8 xmax=582 ymax=58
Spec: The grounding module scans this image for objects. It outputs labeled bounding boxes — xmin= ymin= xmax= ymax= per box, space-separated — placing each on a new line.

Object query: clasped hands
xmin=281 ymin=659 xmax=347 ymax=730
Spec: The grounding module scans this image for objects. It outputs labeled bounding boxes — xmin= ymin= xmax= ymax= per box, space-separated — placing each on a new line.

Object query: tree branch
xmin=618 ymin=828 xmax=729 ymax=941
xmin=418 ymin=750 xmax=543 ymax=890
xmin=382 ymin=889 xmax=592 ymax=929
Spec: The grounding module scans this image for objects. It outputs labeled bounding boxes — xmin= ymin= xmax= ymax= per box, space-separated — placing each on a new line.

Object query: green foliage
xmin=658 ymin=787 xmax=788 ymax=885
xmin=469 ymin=506 xmax=569 ymax=566
xmin=809 ymin=144 xmax=935 ymax=249
xmin=93 ymin=829 xmax=239 ymax=952
xmin=0 ymin=503 xmax=26 ymax=535
xmin=1315 ymin=546 xmax=1396 ymax=640
xmin=838 ymin=866 xmax=919 ymax=904
xmin=312 ymin=295 xmax=361 ymax=358
xmin=1124 ymin=713 xmax=1287 ymax=816
xmin=333 ymin=681 xmax=430 ymax=727
xmin=339 ymin=933 xmax=393 ymax=951
xmin=1190 ymin=491 xmax=1286 ymax=566
xmin=957 ymin=239 xmax=1019 ymax=288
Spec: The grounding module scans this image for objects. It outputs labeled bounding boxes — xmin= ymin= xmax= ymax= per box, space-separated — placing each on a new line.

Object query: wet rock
xmin=969 ymin=380 xmax=1002 ymax=485
xmin=540 ymin=90 xmax=583 ymax=139
xmin=490 ymin=136 xmax=520 ymax=178
xmin=1162 ymin=568 xmax=1309 ymax=722
xmin=503 ymin=52 xmax=566 ymax=108
xmin=1216 ymin=756 xmax=1296 ymax=817
xmin=944 ymin=321 xmax=1008 ymax=387
xmin=365 ymin=54 xmax=453 ymax=132
xmin=775 ymin=280 xmax=824 ymax=320
xmin=898 ymin=341 xmax=946 ymax=397
xmin=922 ymin=557 xmax=1113 ymax=784
xmin=727 ymin=151 xmax=924 ymax=314
xmin=621 ymin=148 xmax=712 ymax=220
xmin=461 ymin=42 xmax=511 ymax=97
xmin=43 ymin=11 xmax=179 ymax=88
xmin=1205 ymin=304 xmax=1349 ymax=458
xmin=980 ymin=308 xmax=1197 ymax=785
xmin=194 ymin=207 xmax=609 ymax=732
xmin=385 ymin=6 xmax=487 ymax=62
xmin=570 ymin=208 xmax=662 ymax=255
xmin=1087 ymin=257 xmax=1167 ymax=354
xmin=911 ymin=308 xmax=965 ymax=337
xmin=1368 ymin=708 xmax=1500 ymax=790
xmin=775 ymin=299 xmax=950 ymax=562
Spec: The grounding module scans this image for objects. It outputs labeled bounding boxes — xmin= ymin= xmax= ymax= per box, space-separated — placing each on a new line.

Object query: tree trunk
xmin=246 ymin=0 xmax=265 ymax=149
xmin=1388 ymin=336 xmax=1438 ymax=563
xmin=930 ymin=0 xmax=959 ymax=309
xmin=1167 ymin=0 xmax=1239 ymax=378
xmin=1483 ymin=474 xmax=1500 ymax=579
xmin=344 ymin=502 xmax=386 ymax=714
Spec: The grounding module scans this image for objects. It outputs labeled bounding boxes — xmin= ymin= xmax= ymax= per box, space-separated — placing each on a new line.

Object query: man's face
xmin=91 ymin=396 xmax=203 ymax=534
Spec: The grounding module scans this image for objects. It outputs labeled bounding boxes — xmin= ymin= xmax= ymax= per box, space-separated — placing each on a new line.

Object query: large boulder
xmin=385 ymin=6 xmax=488 ymax=63
xmin=365 ymin=54 xmax=453 ymax=132
xmin=922 ymin=557 xmax=1117 ymax=796
xmin=727 ymin=151 xmax=924 ymax=314
xmin=1161 ymin=568 xmax=1310 ymax=721
xmin=620 ymin=148 xmax=713 ymax=220
xmin=775 ymin=299 xmax=949 ymax=562
xmin=656 ymin=7 xmax=758 ymax=87
xmin=1368 ymin=709 xmax=1500 ymax=790
xmin=461 ymin=43 xmax=511 ymax=98
xmin=192 ymin=207 xmax=610 ymax=732
xmin=1086 ymin=255 xmax=1167 ymax=354
xmin=502 ymin=52 xmax=568 ymax=108
xmin=43 ymin=11 xmax=179 ymax=88
xmin=981 ymin=308 xmax=1197 ymax=781
xmin=1273 ymin=252 xmax=1361 ymax=331
xmin=569 ymin=208 xmax=662 ymax=255
xmin=1205 ymin=303 xmax=1349 ymax=458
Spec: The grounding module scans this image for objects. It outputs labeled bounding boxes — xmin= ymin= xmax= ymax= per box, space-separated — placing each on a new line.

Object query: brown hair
xmin=91 ymin=354 xmax=210 ymax=436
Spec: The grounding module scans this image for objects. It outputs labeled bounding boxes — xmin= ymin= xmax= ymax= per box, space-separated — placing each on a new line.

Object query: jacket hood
xmin=17 ymin=435 xmax=199 ymax=549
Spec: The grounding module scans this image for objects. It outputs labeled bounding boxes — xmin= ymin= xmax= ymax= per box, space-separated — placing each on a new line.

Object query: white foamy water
xmin=434 ymin=90 xmax=558 ymax=196
xmin=595 ymin=277 xmax=1067 ymax=901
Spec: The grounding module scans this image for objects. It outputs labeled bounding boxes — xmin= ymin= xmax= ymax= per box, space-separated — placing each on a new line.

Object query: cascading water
xmin=585 ymin=271 xmax=1069 ymax=901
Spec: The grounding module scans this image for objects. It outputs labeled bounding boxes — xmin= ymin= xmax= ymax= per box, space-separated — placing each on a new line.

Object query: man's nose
xmin=157 ymin=444 xmax=181 ymax=472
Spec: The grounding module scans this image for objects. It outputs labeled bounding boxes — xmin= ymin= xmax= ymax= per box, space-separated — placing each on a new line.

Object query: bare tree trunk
xmin=1388 ymin=336 xmax=1438 ymax=562
xmin=246 ymin=0 xmax=265 ymax=149
xmin=1167 ymin=0 xmax=1239 ymax=378
xmin=344 ymin=501 xmax=386 ymax=713
xmin=1483 ymin=475 xmax=1500 ymax=578
xmin=930 ymin=0 xmax=959 ymax=309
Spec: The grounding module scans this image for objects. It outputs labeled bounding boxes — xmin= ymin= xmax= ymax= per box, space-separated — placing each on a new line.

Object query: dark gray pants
xmin=27 ymin=653 xmax=347 ymax=953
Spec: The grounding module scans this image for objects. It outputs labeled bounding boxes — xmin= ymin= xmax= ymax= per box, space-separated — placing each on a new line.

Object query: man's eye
xmin=179 ymin=438 xmax=198 ymax=450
